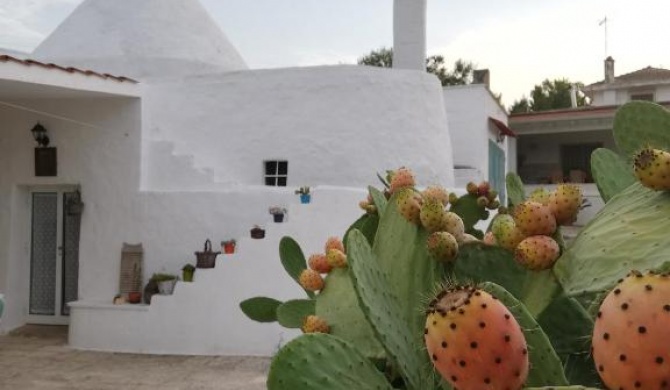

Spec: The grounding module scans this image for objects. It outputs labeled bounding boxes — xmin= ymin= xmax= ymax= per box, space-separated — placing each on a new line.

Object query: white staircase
xmin=68 ymin=187 xmax=368 ymax=356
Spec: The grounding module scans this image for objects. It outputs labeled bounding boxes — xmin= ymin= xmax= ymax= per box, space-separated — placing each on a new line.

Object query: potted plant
xmin=182 ymin=264 xmax=195 ymax=282
xmin=295 ymin=186 xmax=311 ymax=204
xmin=250 ymin=225 xmax=265 ymax=239
xmin=269 ymin=206 xmax=287 ymax=223
xmin=221 ymin=239 xmax=236 ymax=254
xmin=128 ymin=263 xmax=142 ymax=304
xmin=152 ymin=273 xmax=178 ymax=295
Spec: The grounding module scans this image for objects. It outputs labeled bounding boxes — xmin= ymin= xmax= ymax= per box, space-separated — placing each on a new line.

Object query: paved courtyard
xmin=0 ymin=326 xmax=269 ymax=390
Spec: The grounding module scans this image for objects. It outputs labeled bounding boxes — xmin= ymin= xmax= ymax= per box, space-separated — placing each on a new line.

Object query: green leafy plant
xmin=150 ymin=273 xmax=177 ymax=282
xmin=294 ymin=186 xmax=310 ymax=195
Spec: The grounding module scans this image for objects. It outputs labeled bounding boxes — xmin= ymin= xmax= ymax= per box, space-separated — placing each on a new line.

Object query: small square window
xmin=264 ymin=160 xmax=288 ymax=187
xmin=265 ymin=161 xmax=277 ymax=175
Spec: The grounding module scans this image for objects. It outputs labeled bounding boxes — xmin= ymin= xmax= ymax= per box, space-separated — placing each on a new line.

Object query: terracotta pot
xmin=128 ymin=291 xmax=142 ymax=304
xmin=223 ymin=243 xmax=235 ymax=254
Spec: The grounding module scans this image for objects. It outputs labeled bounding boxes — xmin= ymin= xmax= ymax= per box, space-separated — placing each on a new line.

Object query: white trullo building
xmin=0 ymin=0 xmax=498 ymax=355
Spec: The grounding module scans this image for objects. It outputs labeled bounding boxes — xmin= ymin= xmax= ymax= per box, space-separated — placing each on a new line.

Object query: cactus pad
xmin=315 ymin=269 xmax=384 ymax=359
xmin=239 ymin=296 xmax=282 ymax=323
xmin=279 ymin=236 xmax=314 ymax=298
xmin=554 ymin=182 xmax=670 ymax=296
xmin=276 ymin=299 xmax=315 ymax=329
xmin=344 ymin=214 xmax=379 ymax=249
xmin=369 ymin=186 xmax=388 ymax=216
xmin=613 ymin=101 xmax=670 ymax=158
xmin=267 ymin=333 xmax=393 ymax=390
xmin=590 ymin=148 xmax=635 ymax=202
xmin=347 ymin=229 xmax=432 ymax=390
xmin=506 ymin=172 xmax=526 ymax=207
xmin=372 ymin=194 xmax=443 ymax=342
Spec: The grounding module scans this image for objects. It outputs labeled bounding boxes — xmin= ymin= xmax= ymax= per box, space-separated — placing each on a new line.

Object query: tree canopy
xmin=357 ymin=47 xmax=475 ymax=87
xmin=509 ymin=79 xmax=587 ymax=114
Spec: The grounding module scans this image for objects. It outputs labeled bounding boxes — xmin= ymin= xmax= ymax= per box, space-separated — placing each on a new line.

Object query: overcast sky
xmin=1 ymin=0 xmax=669 ymax=107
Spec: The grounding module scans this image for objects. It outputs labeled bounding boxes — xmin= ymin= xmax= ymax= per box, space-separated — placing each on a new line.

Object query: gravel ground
xmin=0 ymin=326 xmax=270 ymax=390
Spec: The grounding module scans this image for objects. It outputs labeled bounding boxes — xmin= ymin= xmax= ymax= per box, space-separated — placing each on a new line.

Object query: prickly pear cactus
xmin=315 ymin=269 xmax=384 ymax=358
xmin=613 ymin=101 xmax=670 ymax=158
xmin=590 ymin=148 xmax=636 ymax=202
xmin=245 ymin=144 xmax=670 ymax=390
xmin=554 ymin=182 xmax=670 ymax=296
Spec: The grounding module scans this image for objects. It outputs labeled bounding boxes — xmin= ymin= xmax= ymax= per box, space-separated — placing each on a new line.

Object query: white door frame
xmin=26 ymin=185 xmax=79 ymax=325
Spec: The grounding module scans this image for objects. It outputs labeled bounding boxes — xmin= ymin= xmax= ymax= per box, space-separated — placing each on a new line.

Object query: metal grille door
xmin=28 ymin=189 xmax=81 ymax=323
xmin=29 ymin=193 xmax=58 ymax=315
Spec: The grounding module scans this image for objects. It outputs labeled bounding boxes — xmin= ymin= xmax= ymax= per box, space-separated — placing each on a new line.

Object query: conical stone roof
xmin=32 ymin=0 xmax=248 ymax=80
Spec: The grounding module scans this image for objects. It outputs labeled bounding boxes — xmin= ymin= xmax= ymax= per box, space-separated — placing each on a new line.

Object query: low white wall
xmin=444 ymin=86 xmax=488 ymax=174
xmin=142 ymin=65 xmax=455 ymax=190
xmin=69 ymin=187 xmax=368 ymax=356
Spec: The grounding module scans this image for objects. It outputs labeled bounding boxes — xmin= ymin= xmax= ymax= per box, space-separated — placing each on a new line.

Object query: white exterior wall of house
xmin=590 ymin=84 xmax=670 ymax=106
xmin=143 ymin=65 xmax=455 ymax=190
xmin=0 ymin=0 xmax=467 ymax=355
xmin=443 ymin=84 xmax=512 ymax=188
xmin=443 ymin=86 xmax=488 ymax=185
xmin=0 ymin=96 xmax=142 ymax=332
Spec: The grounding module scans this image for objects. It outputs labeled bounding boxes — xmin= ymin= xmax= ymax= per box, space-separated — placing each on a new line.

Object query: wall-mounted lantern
xmin=31 ymin=123 xmax=57 ymax=177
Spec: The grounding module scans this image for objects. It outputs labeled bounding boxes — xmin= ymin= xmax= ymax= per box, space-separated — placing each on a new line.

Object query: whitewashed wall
xmin=32 ymin=0 xmax=248 ymax=80
xmin=591 ymin=84 xmax=670 ymax=106
xmin=0 ymin=97 xmax=142 ymax=332
xmin=143 ymin=65 xmax=455 ymax=190
xmin=443 ymin=84 xmax=511 ymax=187
xmin=443 ymin=86 xmax=488 ymax=181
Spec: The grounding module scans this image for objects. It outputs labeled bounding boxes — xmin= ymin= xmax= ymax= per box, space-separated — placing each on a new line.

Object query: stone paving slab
xmin=0 ymin=333 xmax=269 ymax=390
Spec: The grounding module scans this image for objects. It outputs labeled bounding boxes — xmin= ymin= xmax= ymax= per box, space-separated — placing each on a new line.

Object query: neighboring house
xmin=443 ymin=70 xmax=516 ymax=204
xmin=0 ymin=0 xmax=468 ymax=356
xmin=508 ymin=57 xmax=670 ymax=225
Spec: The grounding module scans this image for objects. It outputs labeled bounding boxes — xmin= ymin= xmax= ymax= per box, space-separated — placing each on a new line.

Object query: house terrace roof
xmin=509 ymin=102 xmax=670 ymax=135
xmin=510 ymin=101 xmax=670 ymax=121
xmin=586 ymin=66 xmax=670 ymax=90
xmin=0 ymin=55 xmax=137 ymax=84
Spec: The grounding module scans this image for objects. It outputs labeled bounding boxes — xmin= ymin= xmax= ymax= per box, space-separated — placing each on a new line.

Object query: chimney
xmin=605 ymin=56 xmax=615 ymax=83
xmin=570 ymin=84 xmax=578 ymax=108
xmin=473 ymin=69 xmax=490 ymax=88
xmin=393 ymin=0 xmax=427 ymax=71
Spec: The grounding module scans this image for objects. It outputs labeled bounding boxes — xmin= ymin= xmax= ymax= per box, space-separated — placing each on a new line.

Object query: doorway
xmin=488 ymin=140 xmax=506 ymax=205
xmin=27 ymin=188 xmax=81 ymax=325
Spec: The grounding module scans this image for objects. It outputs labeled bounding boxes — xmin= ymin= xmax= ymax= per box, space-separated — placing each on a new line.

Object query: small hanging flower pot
xmin=182 ymin=264 xmax=195 ymax=282
xmin=250 ymin=226 xmax=265 ymax=239
xmin=295 ymin=186 xmax=311 ymax=204
xmin=221 ymin=239 xmax=236 ymax=254
xmin=269 ymin=206 xmax=287 ymax=223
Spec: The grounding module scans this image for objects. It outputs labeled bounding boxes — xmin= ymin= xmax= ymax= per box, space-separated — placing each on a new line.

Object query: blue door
xmin=488 ymin=141 xmax=506 ymax=205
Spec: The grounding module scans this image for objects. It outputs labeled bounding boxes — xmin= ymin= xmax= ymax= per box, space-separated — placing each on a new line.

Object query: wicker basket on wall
xmin=195 ymin=239 xmax=220 ymax=269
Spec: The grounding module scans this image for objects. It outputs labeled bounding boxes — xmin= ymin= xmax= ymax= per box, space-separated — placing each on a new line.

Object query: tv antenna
xmin=599 ymin=16 xmax=609 ymax=57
